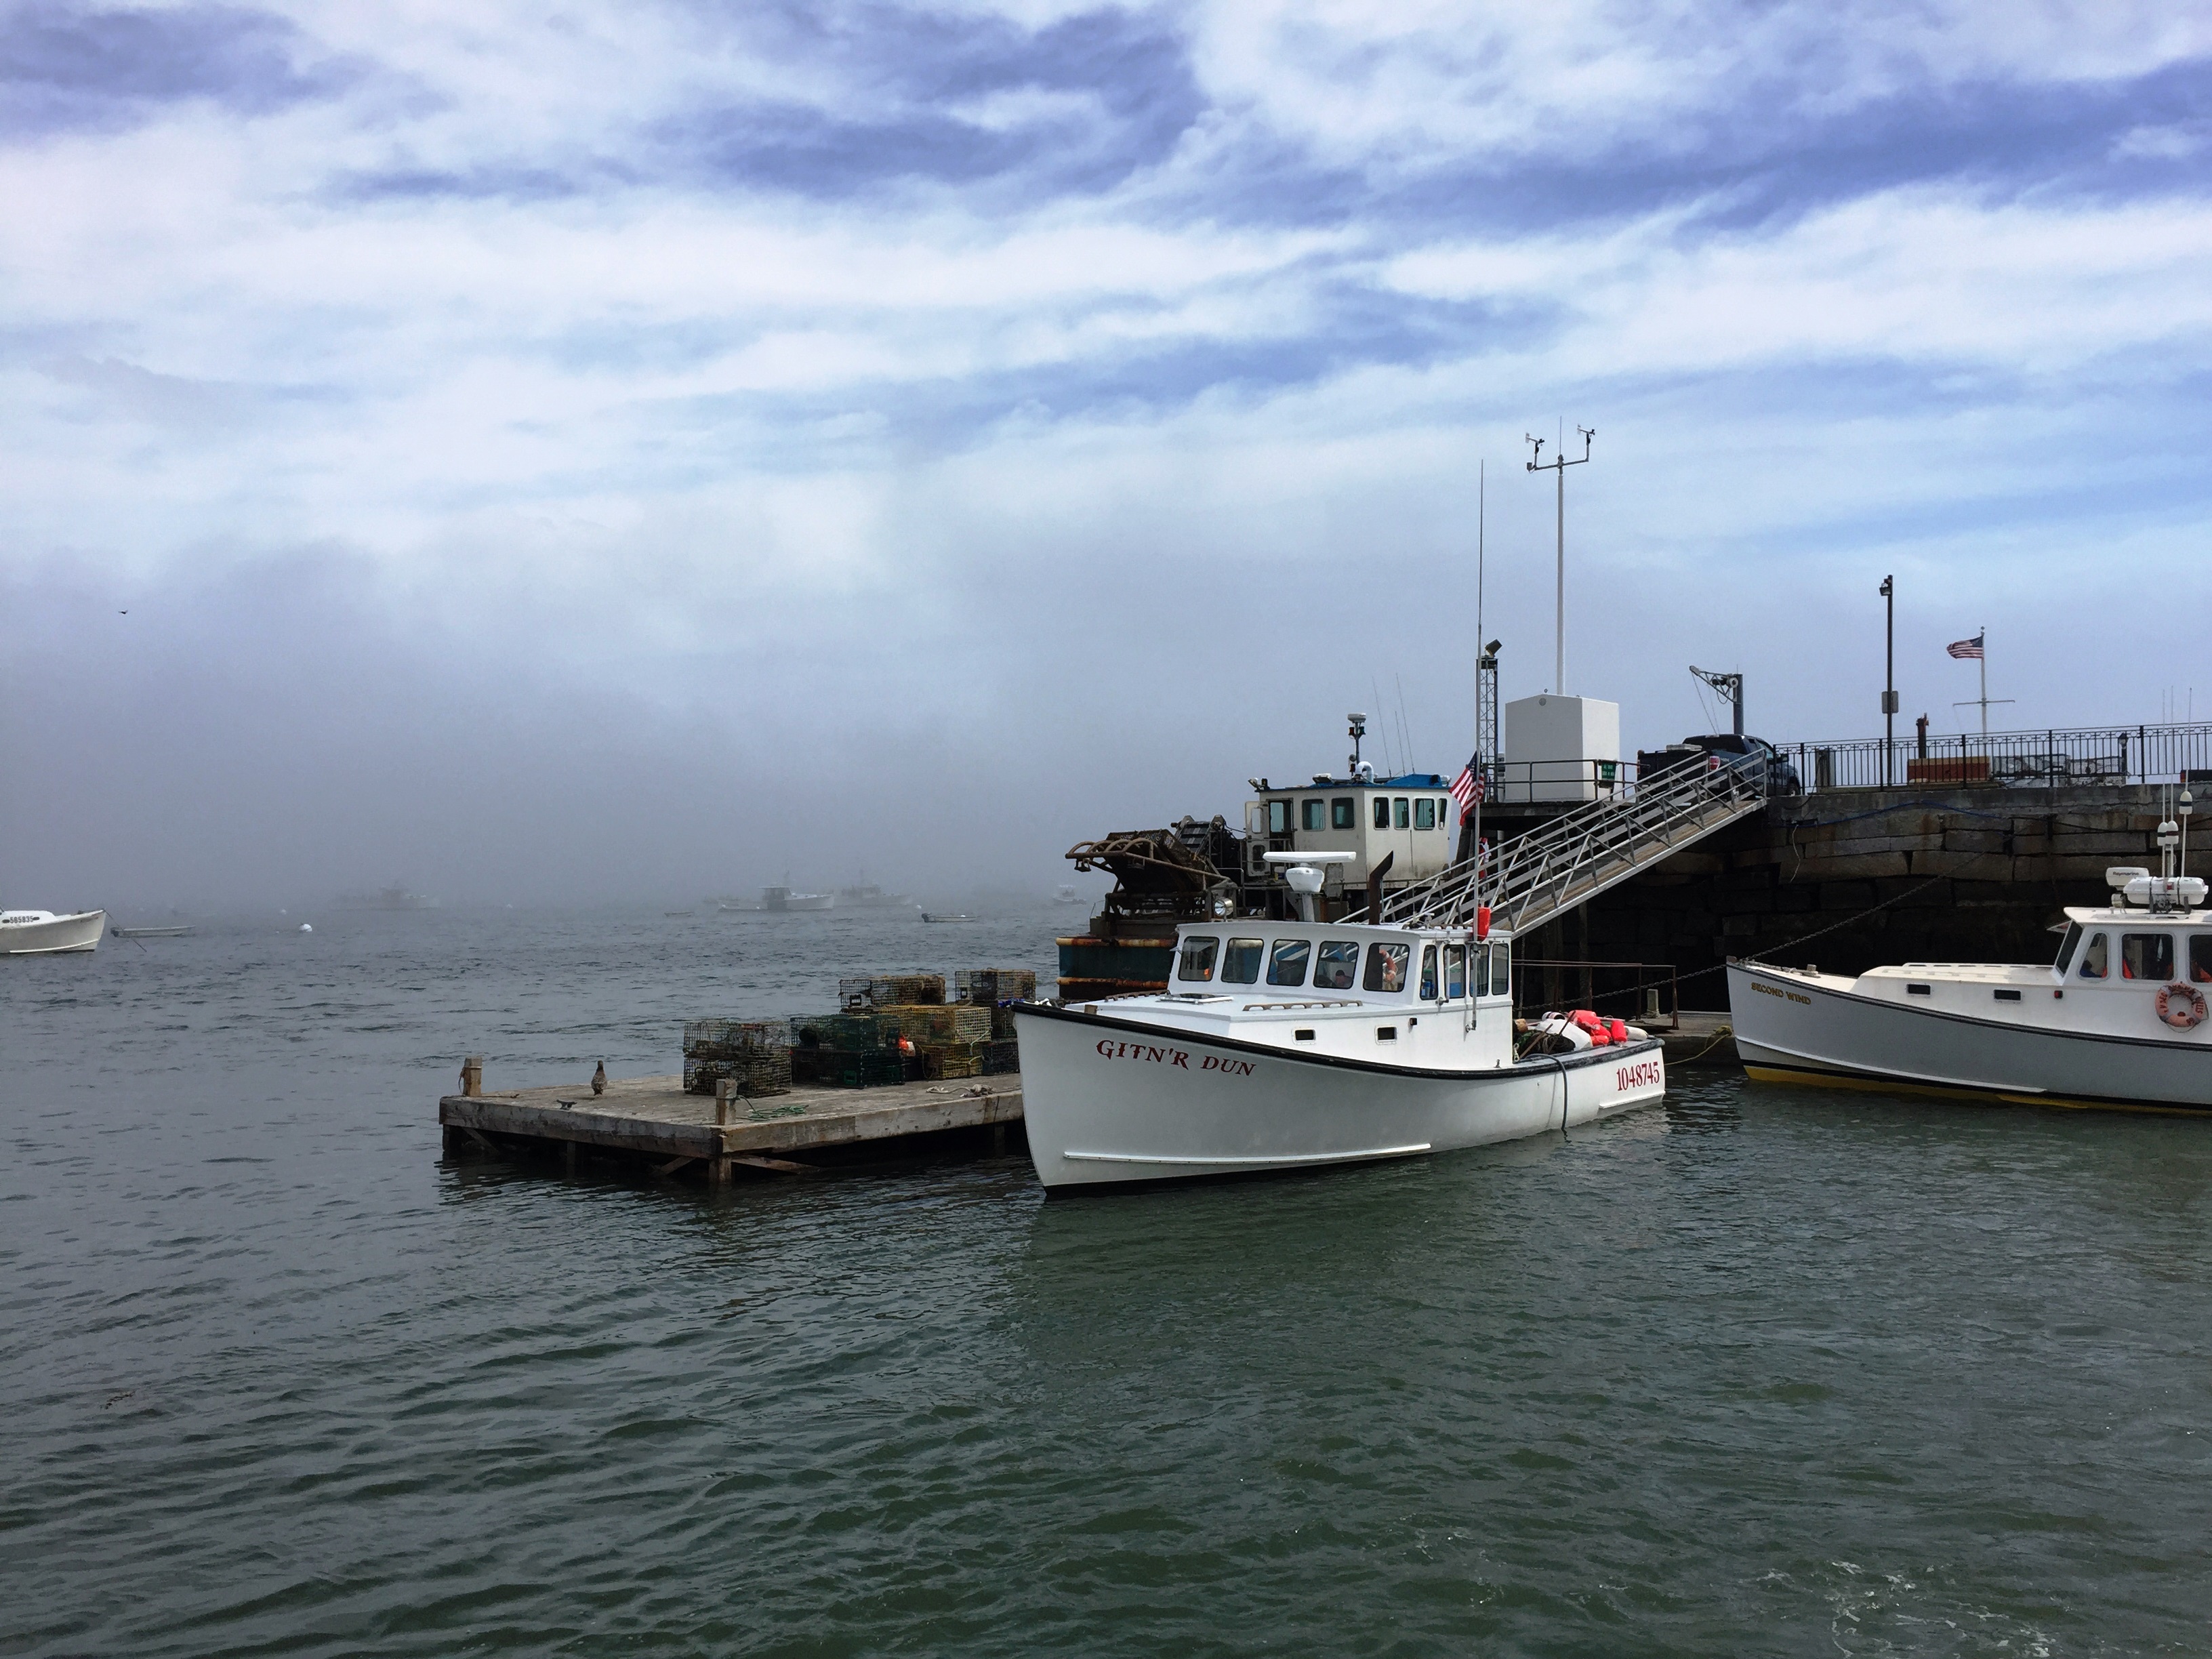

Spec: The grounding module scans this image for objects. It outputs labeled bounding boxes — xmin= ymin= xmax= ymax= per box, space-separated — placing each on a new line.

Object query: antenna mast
xmin=1526 ymin=425 xmax=1595 ymax=695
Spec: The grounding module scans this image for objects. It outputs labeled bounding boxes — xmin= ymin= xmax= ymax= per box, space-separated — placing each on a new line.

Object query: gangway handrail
xmin=1382 ymin=764 xmax=1766 ymax=934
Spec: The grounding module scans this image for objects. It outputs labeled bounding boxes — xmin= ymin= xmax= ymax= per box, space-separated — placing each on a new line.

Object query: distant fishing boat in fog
xmin=836 ymin=880 xmax=915 ymax=909
xmin=335 ymin=885 xmax=441 ymax=912
xmin=762 ymin=885 xmax=833 ymax=913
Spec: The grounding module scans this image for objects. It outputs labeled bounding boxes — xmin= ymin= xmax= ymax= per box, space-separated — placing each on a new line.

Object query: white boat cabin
xmin=1073 ymin=921 xmax=1519 ymax=1070
xmin=1241 ymin=774 xmax=1458 ymax=903
xmin=1757 ymin=869 xmax=2212 ymax=1042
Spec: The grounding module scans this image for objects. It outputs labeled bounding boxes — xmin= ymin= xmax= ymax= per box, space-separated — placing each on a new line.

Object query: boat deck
xmin=441 ymin=1070 xmax=1025 ymax=1183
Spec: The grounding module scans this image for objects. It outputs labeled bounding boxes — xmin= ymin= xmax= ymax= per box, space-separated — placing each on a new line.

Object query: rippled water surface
xmin=7 ymin=907 xmax=2212 ymax=1656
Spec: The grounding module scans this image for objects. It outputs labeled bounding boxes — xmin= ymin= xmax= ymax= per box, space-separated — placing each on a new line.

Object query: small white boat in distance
xmin=1731 ymin=863 xmax=2212 ymax=1113
xmin=1 ymin=909 xmax=106 ymax=955
xmin=1015 ymin=910 xmax=1664 ymax=1190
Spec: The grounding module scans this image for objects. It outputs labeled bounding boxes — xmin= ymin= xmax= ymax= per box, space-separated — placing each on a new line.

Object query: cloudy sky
xmin=5 ymin=1 xmax=2209 ymax=907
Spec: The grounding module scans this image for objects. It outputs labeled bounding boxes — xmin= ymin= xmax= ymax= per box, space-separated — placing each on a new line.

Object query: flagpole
xmin=1980 ymin=627 xmax=1988 ymax=739
xmin=1473 ymin=459 xmax=1484 ymax=892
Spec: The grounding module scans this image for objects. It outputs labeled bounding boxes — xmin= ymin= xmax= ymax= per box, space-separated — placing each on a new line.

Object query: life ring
xmin=2156 ymin=983 xmax=2207 ymax=1031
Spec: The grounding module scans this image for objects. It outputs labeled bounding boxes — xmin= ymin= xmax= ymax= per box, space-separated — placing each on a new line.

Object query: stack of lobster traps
xmin=956 ymin=967 xmax=1036 ymax=1075
xmin=695 ymin=967 xmax=1038 ymax=1094
xmin=681 ymin=1019 xmax=794 ymax=1097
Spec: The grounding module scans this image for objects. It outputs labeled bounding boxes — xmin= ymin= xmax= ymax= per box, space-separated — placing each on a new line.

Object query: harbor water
xmin=6 ymin=907 xmax=2211 ymax=1655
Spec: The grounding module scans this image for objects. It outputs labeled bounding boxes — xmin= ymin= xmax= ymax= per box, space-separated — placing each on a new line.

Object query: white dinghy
xmin=1732 ymin=836 xmax=2212 ymax=1114
xmin=1016 ymin=855 xmax=1664 ymax=1190
xmin=1 ymin=909 xmax=106 ymax=956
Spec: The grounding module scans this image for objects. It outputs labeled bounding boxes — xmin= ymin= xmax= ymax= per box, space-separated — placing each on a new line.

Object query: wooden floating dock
xmin=441 ymin=1071 xmax=1025 ymax=1183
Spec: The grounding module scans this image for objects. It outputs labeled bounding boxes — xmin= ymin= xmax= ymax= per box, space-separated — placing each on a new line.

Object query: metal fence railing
xmin=1780 ymin=721 xmax=2212 ymax=793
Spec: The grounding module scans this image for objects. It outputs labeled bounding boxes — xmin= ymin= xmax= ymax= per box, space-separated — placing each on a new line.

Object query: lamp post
xmin=1879 ymin=575 xmax=1897 ymax=788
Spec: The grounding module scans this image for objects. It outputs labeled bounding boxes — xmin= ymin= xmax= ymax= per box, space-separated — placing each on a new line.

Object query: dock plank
xmin=440 ymin=1071 xmax=1024 ymax=1169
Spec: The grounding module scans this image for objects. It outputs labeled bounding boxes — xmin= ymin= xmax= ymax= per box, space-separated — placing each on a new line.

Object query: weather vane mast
xmin=1527 ymin=424 xmax=1595 ymax=695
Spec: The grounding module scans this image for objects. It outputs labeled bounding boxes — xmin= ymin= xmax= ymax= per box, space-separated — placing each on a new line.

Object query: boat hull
xmin=1 ymin=910 xmax=106 ymax=956
xmin=1015 ymin=1005 xmax=1665 ymax=1189
xmin=1728 ymin=962 xmax=2212 ymax=1113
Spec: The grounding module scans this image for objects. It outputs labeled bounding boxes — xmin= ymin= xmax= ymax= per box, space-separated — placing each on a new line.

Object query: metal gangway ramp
xmin=1380 ymin=765 xmax=1766 ymax=934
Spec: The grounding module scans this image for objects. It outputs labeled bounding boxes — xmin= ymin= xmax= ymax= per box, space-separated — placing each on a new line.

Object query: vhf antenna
xmin=1527 ymin=424 xmax=1595 ymax=696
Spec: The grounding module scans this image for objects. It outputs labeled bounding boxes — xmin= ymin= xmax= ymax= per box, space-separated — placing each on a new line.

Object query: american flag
xmin=1449 ymin=757 xmax=1484 ymax=817
xmin=1947 ymin=632 xmax=1985 ymax=660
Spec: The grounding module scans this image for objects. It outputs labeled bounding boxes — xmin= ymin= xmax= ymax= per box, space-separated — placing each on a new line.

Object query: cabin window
xmin=2053 ymin=923 xmax=2083 ymax=977
xmin=1222 ymin=938 xmax=1264 ymax=984
xmin=1267 ymin=800 xmax=1290 ymax=835
xmin=1445 ymin=943 xmax=1467 ymax=998
xmin=1301 ymin=799 xmax=1325 ymax=832
xmin=1330 ymin=798 xmax=1354 ymax=830
xmin=1364 ymin=942 xmax=1410 ymax=992
xmin=1373 ymin=798 xmax=1390 ymax=830
xmin=1484 ymin=942 xmax=1510 ymax=998
xmin=1419 ymin=943 xmax=1438 ymax=999
xmin=2193 ymin=936 xmax=2212 ymax=985
xmin=1394 ymin=798 xmax=1410 ymax=830
xmin=1415 ymin=798 xmax=1437 ymax=831
xmin=1438 ymin=797 xmax=1452 ymax=825
xmin=1267 ymin=937 xmax=1312 ymax=986
xmin=2121 ymin=933 xmax=2174 ymax=981
xmin=2079 ymin=933 xmax=2108 ymax=979
xmin=1314 ymin=940 xmax=1360 ymax=990
xmin=1177 ymin=936 xmax=1219 ymax=982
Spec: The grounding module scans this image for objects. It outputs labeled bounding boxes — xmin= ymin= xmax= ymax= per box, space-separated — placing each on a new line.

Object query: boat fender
xmin=1568 ymin=1009 xmax=1612 ymax=1046
xmin=1530 ymin=1015 xmax=1593 ymax=1053
xmin=2156 ymin=982 xmax=2207 ymax=1031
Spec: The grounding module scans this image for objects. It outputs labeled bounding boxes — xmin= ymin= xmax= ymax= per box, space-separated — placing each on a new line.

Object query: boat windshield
xmin=2121 ymin=933 xmax=2174 ymax=981
xmin=1313 ymin=941 xmax=1359 ymax=991
xmin=1267 ymin=939 xmax=1311 ymax=987
xmin=1222 ymin=938 xmax=1263 ymax=984
xmin=2053 ymin=922 xmax=2083 ymax=976
xmin=2079 ymin=933 xmax=2108 ymax=979
xmin=1177 ymin=936 xmax=1219 ymax=982
xmin=1364 ymin=942 xmax=1410 ymax=992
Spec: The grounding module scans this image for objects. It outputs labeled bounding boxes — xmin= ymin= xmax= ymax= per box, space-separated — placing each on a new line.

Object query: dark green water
xmin=7 ymin=907 xmax=2211 ymax=1656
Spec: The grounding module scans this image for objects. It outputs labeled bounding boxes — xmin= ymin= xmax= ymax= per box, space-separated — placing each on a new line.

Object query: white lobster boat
xmin=1730 ymin=865 xmax=2212 ymax=1113
xmin=1016 ymin=907 xmax=1666 ymax=1191
xmin=1 ymin=909 xmax=107 ymax=956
